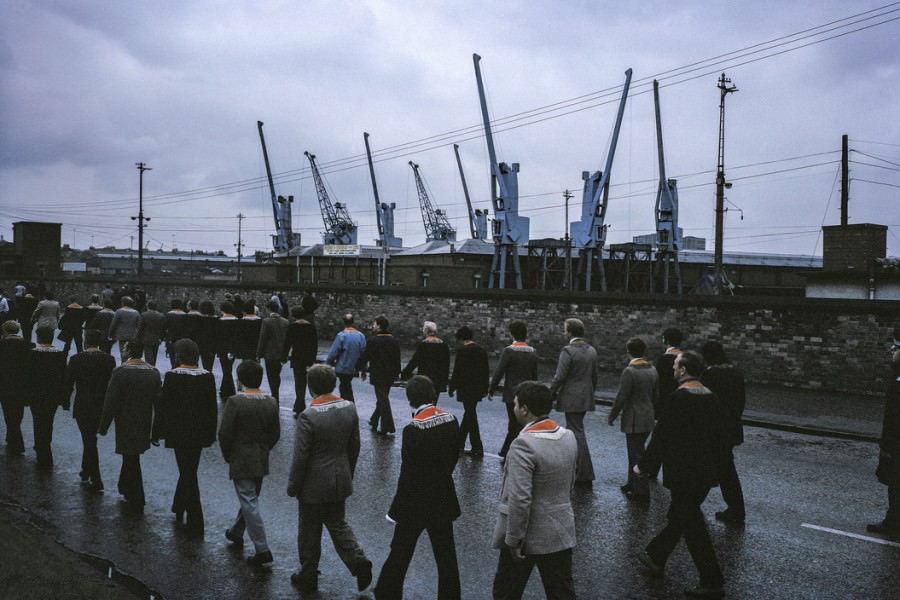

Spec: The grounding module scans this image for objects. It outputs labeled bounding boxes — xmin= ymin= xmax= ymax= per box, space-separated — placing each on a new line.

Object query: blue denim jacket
xmin=326 ymin=328 xmax=366 ymax=375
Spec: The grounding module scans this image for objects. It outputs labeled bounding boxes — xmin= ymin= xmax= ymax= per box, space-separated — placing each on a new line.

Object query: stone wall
xmin=4 ymin=277 xmax=897 ymax=395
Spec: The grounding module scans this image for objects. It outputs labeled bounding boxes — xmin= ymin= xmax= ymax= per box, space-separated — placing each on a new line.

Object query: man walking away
xmin=449 ymin=326 xmax=489 ymax=458
xmin=356 ymin=315 xmax=401 ymax=435
xmin=492 ymin=381 xmax=578 ymax=600
xmin=282 ymin=305 xmax=318 ymax=416
xmin=375 ymin=375 xmax=462 ymax=599
xmin=257 ymin=300 xmax=289 ymax=402
xmin=489 ymin=321 xmax=539 ymax=459
xmin=219 ymin=360 xmax=281 ymax=567
xmin=287 ymin=364 xmax=372 ymax=594
xmin=325 ymin=313 xmax=366 ymax=402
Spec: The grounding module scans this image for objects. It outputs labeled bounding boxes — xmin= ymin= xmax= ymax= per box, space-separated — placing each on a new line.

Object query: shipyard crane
xmin=409 ymin=161 xmax=456 ymax=243
xmin=363 ymin=132 xmax=402 ymax=248
xmin=652 ymin=80 xmax=683 ymax=293
xmin=257 ymin=121 xmax=301 ymax=255
xmin=453 ymin=144 xmax=488 ymax=240
xmin=570 ymin=68 xmax=632 ymax=292
xmin=304 ymin=151 xmax=358 ymax=245
xmin=473 ymin=53 xmax=530 ymax=289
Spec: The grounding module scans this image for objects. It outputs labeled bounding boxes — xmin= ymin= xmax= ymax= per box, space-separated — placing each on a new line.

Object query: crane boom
xmin=304 ymin=150 xmax=357 ymax=245
xmin=453 ymin=144 xmax=485 ymax=240
xmin=363 ymin=132 xmax=384 ymax=239
xmin=257 ymin=121 xmax=299 ymax=254
xmin=409 ymin=161 xmax=456 ymax=242
xmin=363 ymin=133 xmax=402 ymax=248
xmin=653 ymin=79 xmax=683 ymax=294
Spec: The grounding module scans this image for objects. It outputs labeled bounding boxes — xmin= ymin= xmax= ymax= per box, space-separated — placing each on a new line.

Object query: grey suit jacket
xmin=109 ymin=307 xmax=141 ymax=342
xmin=287 ymin=393 xmax=360 ymax=504
xmin=257 ymin=314 xmax=289 ymax=361
xmin=492 ymin=419 xmax=578 ymax=555
xmin=550 ymin=338 xmax=598 ymax=413
xmin=218 ymin=392 xmax=280 ymax=480
xmin=609 ymin=359 xmax=658 ymax=433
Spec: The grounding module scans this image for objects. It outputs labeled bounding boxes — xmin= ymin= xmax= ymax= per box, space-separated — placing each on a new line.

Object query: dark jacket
xmin=357 ymin=333 xmax=401 ymax=387
xmin=876 ymin=363 xmax=900 ymax=486
xmin=388 ymin=404 xmax=461 ymax=525
xmin=700 ymin=363 xmax=746 ymax=447
xmin=233 ymin=317 xmax=262 ymax=360
xmin=0 ymin=336 xmax=33 ymax=404
xmin=640 ymin=380 xmax=729 ymax=491
xmin=26 ymin=347 xmax=68 ymax=411
xmin=401 ymin=337 xmax=450 ymax=392
xmin=65 ymin=349 xmax=116 ymax=427
xmin=654 ymin=348 xmax=681 ymax=411
xmin=282 ymin=319 xmax=318 ymax=368
xmin=137 ymin=309 xmax=167 ymax=347
xmin=449 ymin=341 xmax=490 ymax=401
xmin=57 ymin=305 xmax=85 ymax=340
xmin=489 ymin=342 xmax=539 ymax=405
xmin=90 ymin=309 xmax=115 ymax=340
xmin=152 ymin=367 xmax=217 ymax=449
xmin=99 ymin=362 xmax=160 ymax=455
xmin=218 ymin=391 xmax=280 ymax=480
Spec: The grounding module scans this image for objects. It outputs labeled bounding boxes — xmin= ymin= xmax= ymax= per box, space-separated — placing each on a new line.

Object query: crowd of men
xmin=2 ymin=282 xmax=896 ymax=599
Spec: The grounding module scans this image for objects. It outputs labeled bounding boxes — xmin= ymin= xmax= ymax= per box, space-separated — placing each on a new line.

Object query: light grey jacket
xmin=550 ymin=338 xmax=598 ymax=413
xmin=109 ymin=307 xmax=141 ymax=342
xmin=287 ymin=394 xmax=360 ymax=504
xmin=609 ymin=359 xmax=658 ymax=433
xmin=492 ymin=420 xmax=578 ymax=555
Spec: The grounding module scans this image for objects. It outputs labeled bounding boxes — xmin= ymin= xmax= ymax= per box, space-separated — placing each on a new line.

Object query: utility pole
xmin=841 ymin=134 xmax=849 ymax=226
xmin=563 ymin=189 xmax=573 ymax=290
xmin=235 ymin=213 xmax=245 ymax=282
xmin=714 ymin=73 xmax=737 ymax=293
xmin=133 ymin=162 xmax=152 ymax=278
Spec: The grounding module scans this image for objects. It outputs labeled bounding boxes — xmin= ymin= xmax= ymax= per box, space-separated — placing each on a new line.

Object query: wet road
xmin=1 ymin=358 xmax=899 ymax=599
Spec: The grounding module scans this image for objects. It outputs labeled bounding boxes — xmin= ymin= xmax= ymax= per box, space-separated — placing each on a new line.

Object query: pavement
xmin=0 ymin=341 xmax=892 ymax=599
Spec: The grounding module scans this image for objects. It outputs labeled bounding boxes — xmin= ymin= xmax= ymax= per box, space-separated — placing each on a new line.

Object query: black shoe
xmin=246 ymin=550 xmax=273 ymax=567
xmin=290 ymin=571 xmax=317 ymax=592
xmin=89 ymin=478 xmax=104 ymax=493
xmin=625 ymin=491 xmax=650 ymax=503
xmin=79 ymin=470 xmax=89 ymax=484
xmin=225 ymin=528 xmax=244 ymax=546
xmin=638 ymin=552 xmax=664 ymax=578
xmin=715 ymin=510 xmax=745 ymax=524
xmin=684 ymin=585 xmax=724 ymax=598
xmin=867 ymin=521 xmax=900 ymax=536
xmin=355 ymin=559 xmax=373 ymax=591
xmin=465 ymin=450 xmax=484 ymax=459
xmin=620 ymin=483 xmax=633 ymax=494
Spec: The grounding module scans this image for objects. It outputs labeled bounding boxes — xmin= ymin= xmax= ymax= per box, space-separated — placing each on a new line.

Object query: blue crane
xmin=363 ymin=132 xmax=402 ymax=248
xmin=570 ymin=68 xmax=632 ymax=291
xmin=473 ymin=53 xmax=530 ymax=289
xmin=653 ymin=79 xmax=683 ymax=293
xmin=257 ymin=121 xmax=301 ymax=255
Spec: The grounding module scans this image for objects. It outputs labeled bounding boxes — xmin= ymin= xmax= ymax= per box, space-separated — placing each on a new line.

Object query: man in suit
xmin=216 ymin=300 xmax=241 ymax=401
xmin=26 ymin=325 xmax=69 ymax=469
xmin=489 ymin=321 xmax=539 ymax=459
xmin=374 ymin=375 xmax=461 ymax=598
xmin=287 ymin=364 xmax=372 ymax=594
xmin=108 ymin=296 xmax=142 ymax=363
xmin=219 ymin=360 xmax=281 ymax=567
xmin=256 ymin=300 xmax=289 ymax=402
xmin=136 ymin=300 xmax=167 ymax=366
xmin=281 ymin=305 xmax=318 ymax=416
xmin=635 ymin=350 xmax=728 ymax=599
xmin=549 ymin=318 xmax=599 ymax=487
xmin=492 ymin=381 xmax=578 ymax=600
xmin=0 ymin=320 xmax=34 ymax=455
xmin=356 ymin=315 xmax=401 ymax=434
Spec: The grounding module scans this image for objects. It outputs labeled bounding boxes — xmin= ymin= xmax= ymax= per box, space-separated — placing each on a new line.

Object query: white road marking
xmin=801 ymin=523 xmax=900 ymax=548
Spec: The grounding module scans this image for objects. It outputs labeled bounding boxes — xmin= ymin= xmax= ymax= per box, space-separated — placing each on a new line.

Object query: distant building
xmin=632 ymin=230 xmax=706 ymax=250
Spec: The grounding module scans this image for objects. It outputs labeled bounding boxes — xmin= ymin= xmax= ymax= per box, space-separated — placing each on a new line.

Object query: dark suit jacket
xmin=26 ymin=347 xmax=68 ymax=411
xmin=449 ymin=341 xmax=489 ymax=401
xmin=489 ymin=342 xmax=539 ymax=404
xmin=388 ymin=405 xmax=461 ymax=525
xmin=65 ymin=350 xmax=116 ymax=427
xmin=357 ymin=333 xmax=401 ymax=387
xmin=137 ymin=309 xmax=167 ymax=347
xmin=700 ymin=364 xmax=746 ymax=447
xmin=0 ymin=336 xmax=33 ymax=405
xmin=152 ymin=367 xmax=217 ymax=448
xmin=640 ymin=380 xmax=728 ymax=491
xmin=282 ymin=319 xmax=318 ymax=368
xmin=401 ymin=338 xmax=450 ymax=392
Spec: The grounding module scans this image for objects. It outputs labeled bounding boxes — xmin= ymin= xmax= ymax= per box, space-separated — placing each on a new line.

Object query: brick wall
xmin=4 ymin=278 xmax=896 ymax=395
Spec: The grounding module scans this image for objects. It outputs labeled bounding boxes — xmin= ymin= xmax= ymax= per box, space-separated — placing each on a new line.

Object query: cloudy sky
xmin=1 ymin=1 xmax=898 ymax=258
